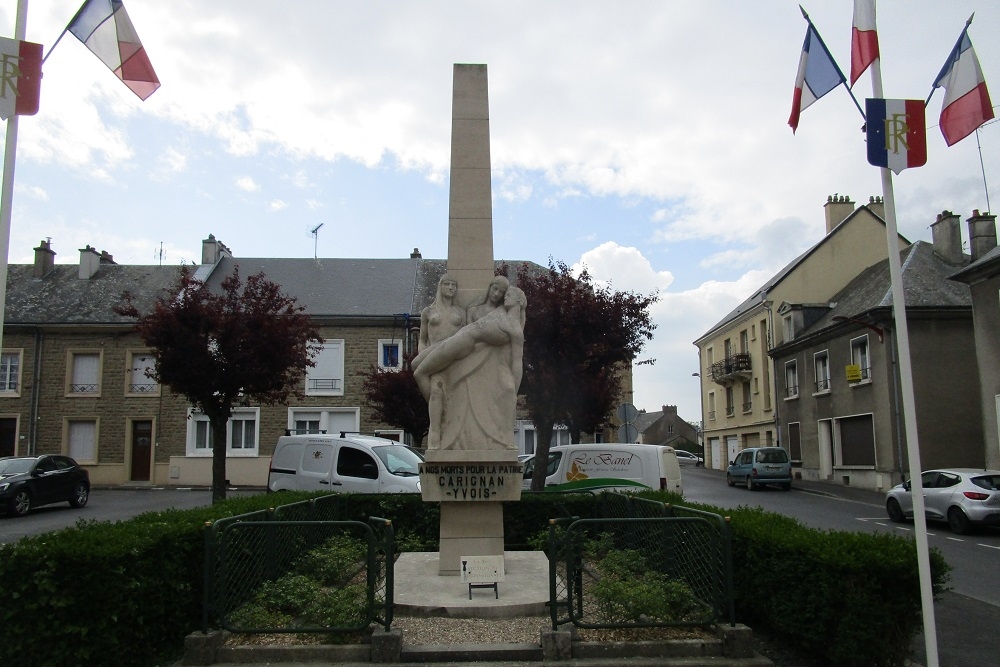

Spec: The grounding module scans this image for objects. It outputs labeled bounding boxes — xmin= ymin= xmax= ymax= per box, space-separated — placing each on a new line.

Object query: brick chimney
xmin=100 ymin=250 xmax=116 ymax=265
xmin=201 ymin=234 xmax=232 ymax=265
xmin=866 ymin=195 xmax=885 ymax=220
xmin=662 ymin=405 xmax=677 ymax=417
xmin=410 ymin=247 xmax=422 ymax=259
xmin=33 ymin=239 xmax=56 ymax=277
xmin=824 ymin=195 xmax=855 ymax=234
xmin=967 ymin=209 xmax=998 ymax=261
xmin=930 ymin=210 xmax=963 ymax=265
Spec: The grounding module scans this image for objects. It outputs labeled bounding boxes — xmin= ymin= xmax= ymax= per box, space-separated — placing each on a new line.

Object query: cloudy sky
xmin=3 ymin=1 xmax=999 ymax=422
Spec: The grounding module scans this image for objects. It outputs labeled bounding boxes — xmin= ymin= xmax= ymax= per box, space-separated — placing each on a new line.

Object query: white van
xmin=521 ymin=443 xmax=682 ymax=494
xmin=267 ymin=434 xmax=424 ymax=494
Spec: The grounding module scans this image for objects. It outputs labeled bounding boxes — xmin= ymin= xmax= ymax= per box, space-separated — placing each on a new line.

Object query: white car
xmin=674 ymin=450 xmax=704 ymax=467
xmin=885 ymin=468 xmax=1000 ymax=534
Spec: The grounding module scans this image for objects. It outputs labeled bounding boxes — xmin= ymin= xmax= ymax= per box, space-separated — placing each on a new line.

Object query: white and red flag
xmin=931 ymin=24 xmax=993 ymax=146
xmin=850 ymin=0 xmax=879 ymax=86
xmin=0 ymin=37 xmax=42 ymax=119
xmin=67 ymin=0 xmax=160 ymax=100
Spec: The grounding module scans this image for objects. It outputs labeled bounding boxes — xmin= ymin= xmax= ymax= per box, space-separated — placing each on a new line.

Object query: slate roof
xmin=5 ymin=256 xmax=546 ymax=325
xmin=949 ymin=244 xmax=1000 ymax=284
xmin=4 ymin=264 xmax=182 ymax=325
xmin=788 ymin=240 xmax=971 ymax=342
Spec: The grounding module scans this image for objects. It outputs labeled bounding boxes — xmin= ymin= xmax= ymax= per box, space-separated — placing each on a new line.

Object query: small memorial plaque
xmin=460 ymin=555 xmax=505 ymax=583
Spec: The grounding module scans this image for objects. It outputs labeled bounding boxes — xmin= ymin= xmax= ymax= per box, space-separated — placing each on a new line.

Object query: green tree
xmin=116 ymin=266 xmax=321 ymax=502
xmin=511 ymin=261 xmax=657 ymax=491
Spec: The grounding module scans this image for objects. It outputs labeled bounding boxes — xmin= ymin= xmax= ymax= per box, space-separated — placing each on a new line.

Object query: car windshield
xmin=0 ymin=458 xmax=35 ymax=475
xmin=971 ymin=474 xmax=1000 ymax=491
xmin=756 ymin=449 xmax=789 ymax=464
xmin=372 ymin=446 xmax=424 ymax=476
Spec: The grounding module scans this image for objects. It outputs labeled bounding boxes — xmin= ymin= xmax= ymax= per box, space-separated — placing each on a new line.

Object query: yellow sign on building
xmin=845 ymin=364 xmax=862 ymax=383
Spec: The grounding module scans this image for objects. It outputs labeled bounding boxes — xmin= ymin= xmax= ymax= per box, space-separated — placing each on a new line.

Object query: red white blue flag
xmin=850 ymin=0 xmax=879 ymax=86
xmin=789 ymin=23 xmax=846 ymax=133
xmin=931 ymin=26 xmax=994 ymax=146
xmin=68 ymin=0 xmax=160 ymax=100
xmin=0 ymin=37 xmax=43 ymax=119
xmin=866 ymin=99 xmax=927 ymax=174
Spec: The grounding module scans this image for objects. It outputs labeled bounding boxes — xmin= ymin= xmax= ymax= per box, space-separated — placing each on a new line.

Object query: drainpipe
xmin=29 ymin=327 xmax=42 ymax=455
xmin=761 ymin=293 xmax=780 ymax=448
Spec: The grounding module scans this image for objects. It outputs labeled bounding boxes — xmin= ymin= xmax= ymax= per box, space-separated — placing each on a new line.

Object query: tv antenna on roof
xmin=310 ymin=223 xmax=324 ymax=259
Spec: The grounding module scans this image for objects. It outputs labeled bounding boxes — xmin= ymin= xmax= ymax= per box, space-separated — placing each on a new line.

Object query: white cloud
xmin=235 ymin=176 xmax=258 ymax=192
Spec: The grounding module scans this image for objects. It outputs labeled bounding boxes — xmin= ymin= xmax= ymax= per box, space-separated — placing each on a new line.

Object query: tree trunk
xmin=211 ymin=416 xmax=228 ymax=503
xmin=530 ymin=418 xmax=556 ymax=491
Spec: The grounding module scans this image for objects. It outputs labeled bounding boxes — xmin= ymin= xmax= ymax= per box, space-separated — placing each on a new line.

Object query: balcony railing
xmin=815 ymin=378 xmax=831 ymax=393
xmin=742 ymin=401 xmax=752 ymax=413
xmin=709 ymin=353 xmax=752 ymax=384
xmin=307 ymin=378 xmax=343 ymax=392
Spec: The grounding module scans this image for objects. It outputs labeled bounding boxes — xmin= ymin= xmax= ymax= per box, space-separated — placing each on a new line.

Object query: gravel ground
xmin=229 ymin=614 xmax=827 ymax=666
xmin=391 ymin=615 xmax=826 ymax=666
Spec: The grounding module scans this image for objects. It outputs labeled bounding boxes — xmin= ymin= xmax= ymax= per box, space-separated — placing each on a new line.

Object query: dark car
xmin=0 ymin=455 xmax=91 ymax=517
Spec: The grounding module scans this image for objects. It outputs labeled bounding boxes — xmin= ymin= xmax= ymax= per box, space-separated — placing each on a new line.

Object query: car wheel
xmin=886 ymin=498 xmax=905 ymax=523
xmin=69 ymin=482 xmax=89 ymax=508
xmin=726 ymin=473 xmax=735 ymax=487
xmin=947 ymin=507 xmax=971 ymax=535
xmin=747 ymin=477 xmax=756 ymax=491
xmin=9 ymin=488 xmax=31 ymax=517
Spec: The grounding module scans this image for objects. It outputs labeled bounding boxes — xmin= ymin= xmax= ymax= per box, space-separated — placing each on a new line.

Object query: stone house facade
xmin=0 ymin=236 xmax=561 ymax=487
xmin=948 ymin=211 xmax=1000 ymax=470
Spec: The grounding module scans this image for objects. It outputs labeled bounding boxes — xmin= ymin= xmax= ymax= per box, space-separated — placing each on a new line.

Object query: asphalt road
xmin=0 ymin=486 xmax=264 ymax=544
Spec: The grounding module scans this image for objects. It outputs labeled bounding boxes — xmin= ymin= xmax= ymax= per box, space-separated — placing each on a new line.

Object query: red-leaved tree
xmin=360 ymin=352 xmax=430 ymax=448
xmin=116 ymin=266 xmax=321 ymax=502
xmin=512 ymin=261 xmax=658 ymax=491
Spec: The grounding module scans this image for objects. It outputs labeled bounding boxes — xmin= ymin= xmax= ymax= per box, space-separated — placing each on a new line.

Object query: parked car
xmin=675 ymin=450 xmax=704 ymax=467
xmin=267 ymin=433 xmax=423 ymax=493
xmin=0 ymin=455 xmax=91 ymax=517
xmin=726 ymin=447 xmax=792 ymax=490
xmin=885 ymin=468 xmax=1000 ymax=534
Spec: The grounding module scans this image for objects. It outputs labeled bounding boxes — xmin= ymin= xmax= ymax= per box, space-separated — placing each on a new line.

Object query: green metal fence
xmin=203 ymin=504 xmax=394 ymax=636
xmin=547 ymin=492 xmax=734 ymax=630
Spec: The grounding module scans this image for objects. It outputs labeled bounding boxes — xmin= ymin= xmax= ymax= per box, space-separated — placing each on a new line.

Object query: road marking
xmin=945 ymin=537 xmax=964 ymax=542
xmin=979 ymin=543 xmax=1000 ymax=551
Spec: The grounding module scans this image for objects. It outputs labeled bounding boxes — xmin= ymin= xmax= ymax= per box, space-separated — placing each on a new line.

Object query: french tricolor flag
xmin=931 ymin=27 xmax=994 ymax=147
xmin=865 ymin=99 xmax=927 ymax=175
xmin=850 ymin=0 xmax=879 ymax=87
xmin=788 ymin=23 xmax=845 ymax=133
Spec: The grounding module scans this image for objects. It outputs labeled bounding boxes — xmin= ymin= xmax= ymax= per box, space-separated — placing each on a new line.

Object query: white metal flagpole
xmin=867 ymin=22 xmax=940 ymax=667
xmin=0 ymin=0 xmax=31 ymax=358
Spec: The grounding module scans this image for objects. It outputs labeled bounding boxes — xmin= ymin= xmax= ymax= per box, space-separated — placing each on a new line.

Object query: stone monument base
xmin=438 ymin=502 xmax=505 ymax=575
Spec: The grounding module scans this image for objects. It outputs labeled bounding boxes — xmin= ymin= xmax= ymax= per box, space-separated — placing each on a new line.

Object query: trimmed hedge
xmin=0 ymin=490 xmax=948 ymax=667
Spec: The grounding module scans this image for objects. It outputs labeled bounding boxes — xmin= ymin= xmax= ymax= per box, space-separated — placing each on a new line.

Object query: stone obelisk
xmin=417 ymin=64 xmax=523 ymax=576
xmin=446 ymin=63 xmax=495 ymax=305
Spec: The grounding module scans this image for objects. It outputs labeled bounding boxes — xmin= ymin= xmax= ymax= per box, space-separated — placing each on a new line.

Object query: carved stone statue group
xmin=412 ymin=274 xmax=526 ymax=452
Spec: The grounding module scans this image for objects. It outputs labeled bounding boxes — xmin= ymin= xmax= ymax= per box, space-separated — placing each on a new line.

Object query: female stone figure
xmin=412 ymin=274 xmax=466 ymax=448
xmin=467 ymin=275 xmax=509 ymax=323
xmin=414 ymin=283 xmax=527 ymax=451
